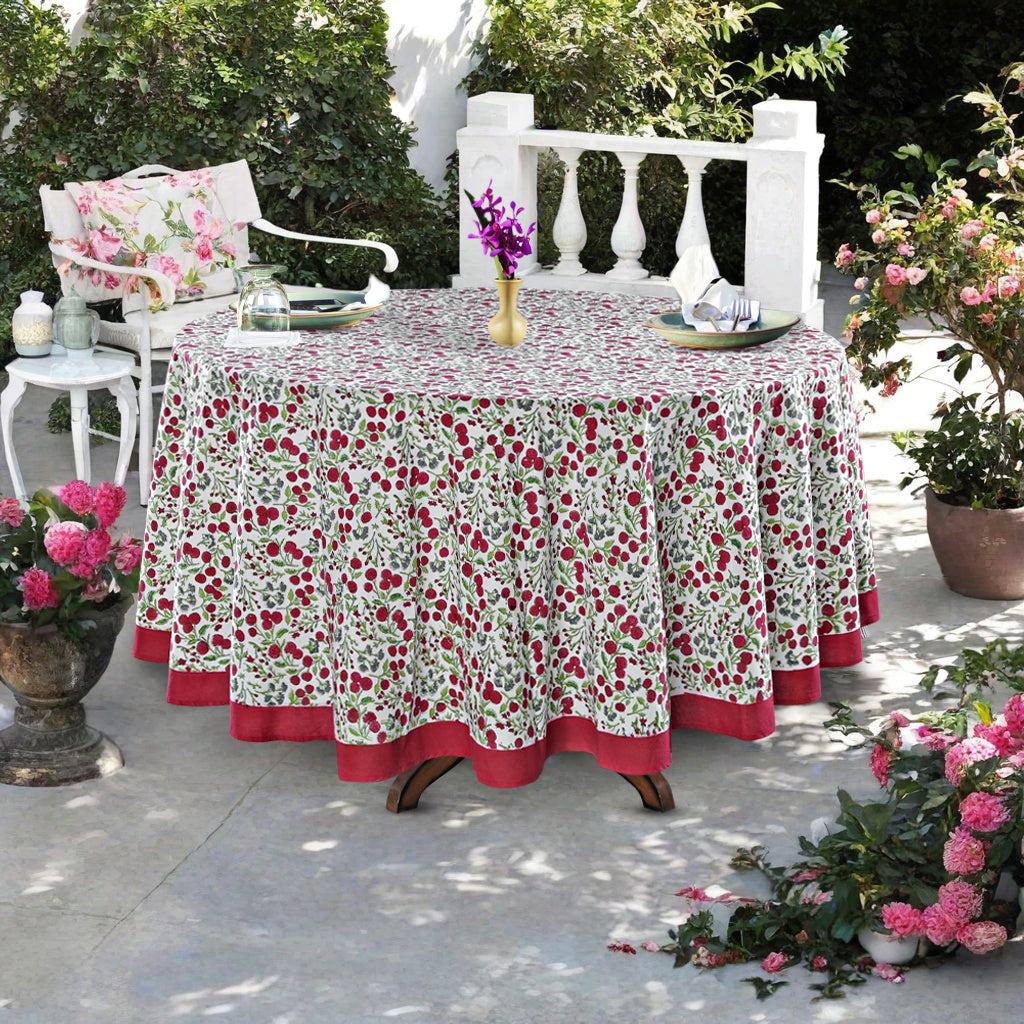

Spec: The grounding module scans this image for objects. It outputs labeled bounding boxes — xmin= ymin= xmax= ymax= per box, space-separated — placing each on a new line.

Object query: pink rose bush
xmin=0 ymin=481 xmax=141 ymax=638
xmin=661 ymin=639 xmax=1024 ymax=1000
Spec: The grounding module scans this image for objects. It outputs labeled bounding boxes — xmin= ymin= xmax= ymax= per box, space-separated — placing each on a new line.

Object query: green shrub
xmin=0 ymin=0 xmax=452 ymax=359
xmin=456 ymin=0 xmax=849 ymax=280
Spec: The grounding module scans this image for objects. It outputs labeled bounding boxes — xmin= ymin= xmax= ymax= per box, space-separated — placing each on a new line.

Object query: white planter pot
xmin=857 ymin=926 xmax=924 ymax=965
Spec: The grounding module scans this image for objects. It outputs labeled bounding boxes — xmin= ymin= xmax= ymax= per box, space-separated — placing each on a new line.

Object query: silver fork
xmin=727 ymin=298 xmax=754 ymax=331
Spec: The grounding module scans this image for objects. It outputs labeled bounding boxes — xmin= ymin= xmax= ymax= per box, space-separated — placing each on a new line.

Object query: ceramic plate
xmin=647 ymin=308 xmax=801 ymax=350
xmin=229 ymin=287 xmax=385 ymax=330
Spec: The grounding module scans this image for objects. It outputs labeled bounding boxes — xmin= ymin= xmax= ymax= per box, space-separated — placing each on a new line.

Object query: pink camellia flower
xmin=113 ymin=537 xmax=143 ymax=574
xmin=761 ymin=951 xmax=788 ymax=974
xmin=960 ymin=286 xmax=985 ymax=306
xmin=961 ymin=219 xmax=985 ymax=239
xmin=865 ymin=208 xmax=883 ymax=224
xmin=884 ymin=263 xmax=908 ymax=286
xmin=897 ymin=242 xmax=914 ymax=257
xmin=922 ymin=903 xmax=960 ymax=946
xmin=854 ymin=276 xmax=870 ymax=291
xmin=881 ymin=901 xmax=925 ymax=937
xmin=69 ymin=527 xmax=112 ymax=579
xmin=959 ymin=790 xmax=1010 ymax=832
xmin=872 ymin=962 xmax=905 ymax=983
xmin=906 ymin=267 xmax=927 ymax=285
xmin=60 ymin=479 xmax=94 ymax=515
xmin=1003 ymin=693 xmax=1024 ymax=734
xmin=937 ymin=879 xmax=983 ymax=923
xmin=19 ymin=567 xmax=60 ymax=610
xmin=93 ymin=481 xmax=127 ymax=529
xmin=869 ymin=743 xmax=892 ymax=786
xmin=871 ymin=229 xmax=886 ymax=245
xmin=43 ymin=520 xmax=87 ymax=566
xmin=945 ymin=737 xmax=999 ymax=784
xmin=811 ymin=955 xmax=828 ymax=970
xmin=957 ymin=920 xmax=1008 ymax=954
xmin=942 ymin=826 xmax=990 ymax=875
xmin=0 ymin=497 xmax=24 ymax=527
xmin=835 ymin=243 xmax=855 ymax=269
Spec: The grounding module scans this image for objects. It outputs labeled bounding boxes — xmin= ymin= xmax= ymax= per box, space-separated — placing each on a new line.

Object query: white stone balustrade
xmin=454 ymin=91 xmax=825 ymax=328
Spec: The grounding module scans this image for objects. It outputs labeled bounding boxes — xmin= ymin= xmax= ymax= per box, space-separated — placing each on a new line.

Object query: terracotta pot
xmin=487 ymin=278 xmax=527 ymax=348
xmin=0 ymin=601 xmax=129 ymax=786
xmin=925 ymin=487 xmax=1024 ymax=600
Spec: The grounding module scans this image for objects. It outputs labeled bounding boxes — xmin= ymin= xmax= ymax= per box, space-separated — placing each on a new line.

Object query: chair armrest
xmin=250 ymin=218 xmax=399 ymax=274
xmin=48 ymin=242 xmax=176 ymax=309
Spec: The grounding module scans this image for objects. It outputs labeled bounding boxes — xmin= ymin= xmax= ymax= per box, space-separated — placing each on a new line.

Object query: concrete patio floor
xmin=3 ymin=282 xmax=1024 ymax=1023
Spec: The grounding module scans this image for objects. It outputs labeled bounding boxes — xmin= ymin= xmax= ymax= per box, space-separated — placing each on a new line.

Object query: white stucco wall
xmin=38 ymin=0 xmax=488 ymax=194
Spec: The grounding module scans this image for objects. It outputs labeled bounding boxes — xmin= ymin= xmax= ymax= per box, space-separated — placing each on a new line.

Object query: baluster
xmin=606 ymin=151 xmax=648 ymax=281
xmin=551 ymin=147 xmax=587 ymax=276
xmin=669 ymin=157 xmax=719 ymax=301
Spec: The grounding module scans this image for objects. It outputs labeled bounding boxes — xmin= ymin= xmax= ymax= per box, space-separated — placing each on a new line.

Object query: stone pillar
xmin=744 ymin=100 xmax=824 ymax=328
xmin=453 ymin=92 xmax=539 ymax=287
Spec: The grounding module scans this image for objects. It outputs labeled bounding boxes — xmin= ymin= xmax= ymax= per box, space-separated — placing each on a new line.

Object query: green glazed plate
xmin=647 ymin=308 xmax=801 ymax=350
xmin=230 ymin=286 xmax=385 ymax=330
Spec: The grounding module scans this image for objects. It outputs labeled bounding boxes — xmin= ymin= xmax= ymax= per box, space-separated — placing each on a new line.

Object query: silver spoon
xmin=692 ymin=301 xmax=724 ymax=332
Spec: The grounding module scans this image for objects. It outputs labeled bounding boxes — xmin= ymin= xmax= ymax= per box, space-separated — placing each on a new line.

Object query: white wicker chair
xmin=40 ymin=160 xmax=398 ymax=503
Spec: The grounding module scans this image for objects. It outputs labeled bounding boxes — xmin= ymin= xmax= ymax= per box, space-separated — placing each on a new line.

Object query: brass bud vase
xmin=487 ymin=278 xmax=527 ymax=348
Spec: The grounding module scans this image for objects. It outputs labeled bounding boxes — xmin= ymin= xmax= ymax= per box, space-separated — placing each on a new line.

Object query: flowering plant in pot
xmin=0 ymin=480 xmax=143 ymax=786
xmin=656 ymin=639 xmax=1024 ymax=1000
xmin=834 ymin=62 xmax=1024 ymax=595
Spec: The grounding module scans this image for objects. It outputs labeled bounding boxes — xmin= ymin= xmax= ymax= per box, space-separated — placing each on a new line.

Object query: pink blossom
xmin=937 ymin=879 xmax=983 ymax=923
xmin=881 ymin=902 xmax=924 ymax=937
xmin=880 ymin=373 xmax=900 ymax=398
xmin=835 ymin=243 xmax=855 ymax=269
xmin=113 ymin=538 xmax=143 ymax=574
xmin=640 ymin=941 xmax=660 ymax=953
xmin=869 ymin=743 xmax=892 ymax=786
xmin=19 ymin=567 xmax=59 ymax=610
xmin=760 ymin=951 xmax=788 ymax=974
xmin=978 ymin=233 xmax=998 ymax=251
xmin=148 ymin=254 xmax=183 ymax=289
xmin=692 ymin=947 xmax=744 ymax=968
xmin=972 ymin=719 xmax=1022 ymax=756
xmin=945 ymin=737 xmax=999 ymax=784
xmin=885 ymin=264 xmax=908 ymax=286
xmin=843 ymin=313 xmax=863 ymax=341
xmin=897 ymin=242 xmax=914 ymax=257
xmin=890 ymin=711 xmax=910 ymax=728
xmin=88 ymin=226 xmax=124 ymax=263
xmin=0 ymin=497 xmax=24 ymax=527
xmin=865 ymin=208 xmax=883 ymax=224
xmin=675 ymin=886 xmax=711 ymax=900
xmin=810 ymin=955 xmax=828 ymax=970
xmin=43 ymin=520 xmax=87 ymax=566
xmin=82 ymin=580 xmax=109 ymax=602
xmin=791 ymin=866 xmax=826 ymax=883
xmin=871 ymin=229 xmax=886 ymax=245
xmin=60 ymin=479 xmax=94 ymax=515
xmin=906 ymin=267 xmax=927 ymax=285
xmin=194 ymin=235 xmax=214 ymax=264
xmin=69 ymin=527 xmax=112 ymax=579
xmin=957 ymin=920 xmax=1007 ymax=954
xmin=942 ymin=827 xmax=989 ymax=875
xmin=872 ymin=962 xmax=905 ymax=983
xmin=959 ymin=791 xmax=1010 ymax=832
xmin=961 ymin=219 xmax=985 ymax=239
xmin=1003 ymin=694 xmax=1024 ymax=734
xmin=922 ymin=903 xmax=960 ymax=946
xmin=191 ymin=206 xmax=209 ymax=232
xmin=93 ymin=481 xmax=127 ymax=529
xmin=917 ymin=724 xmax=956 ymax=751
xmin=960 ymin=286 xmax=985 ymax=306
xmin=607 ymin=942 xmax=637 ymax=955
xmin=854 ymin=276 xmax=869 ymax=291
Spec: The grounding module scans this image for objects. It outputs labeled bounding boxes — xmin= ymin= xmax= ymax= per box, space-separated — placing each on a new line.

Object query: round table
xmin=134 ymin=288 xmax=877 ymax=803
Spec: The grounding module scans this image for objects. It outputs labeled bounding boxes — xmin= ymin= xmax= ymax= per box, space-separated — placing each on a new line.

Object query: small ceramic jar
xmin=11 ymin=291 xmax=53 ymax=358
xmin=53 ymin=295 xmax=101 ymax=360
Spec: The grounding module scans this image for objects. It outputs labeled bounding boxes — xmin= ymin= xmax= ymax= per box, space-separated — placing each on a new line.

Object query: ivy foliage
xmin=0 ymin=0 xmax=450 ymax=357
xmin=458 ymin=0 xmax=849 ymax=278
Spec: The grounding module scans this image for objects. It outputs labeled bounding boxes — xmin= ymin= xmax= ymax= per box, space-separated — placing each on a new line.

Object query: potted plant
xmin=654 ymin=639 xmax=1024 ymax=999
xmin=0 ymin=480 xmax=142 ymax=786
xmin=835 ymin=61 xmax=1024 ymax=598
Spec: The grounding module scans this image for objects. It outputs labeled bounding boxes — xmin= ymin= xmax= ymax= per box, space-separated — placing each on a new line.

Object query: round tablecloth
xmin=134 ymin=287 xmax=878 ymax=787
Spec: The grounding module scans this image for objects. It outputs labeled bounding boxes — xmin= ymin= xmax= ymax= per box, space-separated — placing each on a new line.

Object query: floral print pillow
xmin=59 ymin=168 xmax=243 ymax=311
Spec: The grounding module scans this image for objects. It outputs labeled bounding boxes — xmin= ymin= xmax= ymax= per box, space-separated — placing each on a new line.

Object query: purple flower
xmin=466 ymin=182 xmax=536 ymax=279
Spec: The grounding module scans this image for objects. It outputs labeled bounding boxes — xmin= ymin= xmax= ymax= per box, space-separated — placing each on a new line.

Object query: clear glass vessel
xmin=236 ymin=264 xmax=290 ymax=332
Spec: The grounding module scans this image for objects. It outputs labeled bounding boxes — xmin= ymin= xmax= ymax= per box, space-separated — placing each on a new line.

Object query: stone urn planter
xmin=925 ymin=488 xmax=1024 ymax=600
xmin=0 ymin=601 xmax=129 ymax=786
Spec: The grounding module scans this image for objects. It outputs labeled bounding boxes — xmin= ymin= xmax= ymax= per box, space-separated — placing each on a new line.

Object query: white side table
xmin=1 ymin=351 xmax=139 ymax=502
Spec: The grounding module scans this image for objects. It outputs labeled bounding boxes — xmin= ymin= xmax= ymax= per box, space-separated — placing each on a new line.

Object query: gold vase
xmin=487 ymin=278 xmax=527 ymax=347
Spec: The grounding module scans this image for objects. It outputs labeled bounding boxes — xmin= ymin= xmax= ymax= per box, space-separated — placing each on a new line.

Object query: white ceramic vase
xmin=856 ymin=926 xmax=923 ymax=965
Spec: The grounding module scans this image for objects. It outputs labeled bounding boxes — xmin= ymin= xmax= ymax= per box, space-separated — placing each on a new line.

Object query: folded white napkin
xmin=226 ymin=328 xmax=301 ymax=348
xmin=363 ymin=274 xmax=391 ymax=307
xmin=669 ymin=248 xmax=720 ymax=306
xmin=681 ymin=296 xmax=761 ymax=334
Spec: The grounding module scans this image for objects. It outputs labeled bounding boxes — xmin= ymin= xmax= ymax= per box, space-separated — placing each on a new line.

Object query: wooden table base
xmin=385 ymin=757 xmax=675 ymax=813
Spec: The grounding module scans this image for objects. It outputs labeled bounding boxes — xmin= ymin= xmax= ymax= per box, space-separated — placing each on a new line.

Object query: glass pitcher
xmin=53 ymin=295 xmax=101 ymax=360
xmin=236 ymin=264 xmax=290 ymax=332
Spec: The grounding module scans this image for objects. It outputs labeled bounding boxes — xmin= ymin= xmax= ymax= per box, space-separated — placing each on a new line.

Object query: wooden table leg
xmin=617 ymin=771 xmax=675 ymax=812
xmin=386 ymin=755 xmax=465 ymax=813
